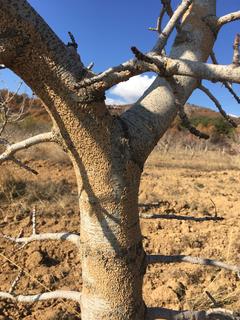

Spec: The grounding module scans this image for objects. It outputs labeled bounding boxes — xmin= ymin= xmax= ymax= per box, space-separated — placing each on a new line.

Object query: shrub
xmin=181 ymin=115 xmax=235 ymax=138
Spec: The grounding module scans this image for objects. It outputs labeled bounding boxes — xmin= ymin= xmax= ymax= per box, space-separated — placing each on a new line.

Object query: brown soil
xmin=0 ymin=147 xmax=240 ymax=319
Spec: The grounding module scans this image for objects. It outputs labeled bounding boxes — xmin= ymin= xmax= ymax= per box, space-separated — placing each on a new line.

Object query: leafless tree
xmin=0 ymin=0 xmax=240 ymax=319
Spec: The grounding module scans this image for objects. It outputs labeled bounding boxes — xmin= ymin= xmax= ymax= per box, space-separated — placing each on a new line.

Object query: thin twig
xmin=147 ymin=254 xmax=240 ymax=273
xmin=11 ymin=157 xmax=38 ymax=175
xmin=67 ymin=31 xmax=78 ymax=49
xmin=152 ymin=0 xmax=192 ymax=53
xmin=0 ymin=83 xmax=24 ymax=136
xmin=209 ymin=198 xmax=217 ymax=217
xmin=149 ymin=6 xmax=166 ymax=33
xmin=131 ymin=47 xmax=161 ymax=66
xmin=32 ymin=207 xmax=36 ymax=235
xmin=161 ymin=0 xmax=181 ymax=33
xmin=87 ymin=62 xmax=94 ymax=70
xmin=205 ymin=291 xmax=222 ymax=308
xmin=0 ymin=131 xmax=56 ymax=164
xmin=0 ymin=252 xmax=82 ymax=317
xmin=177 ymin=101 xmax=209 ymax=139
xmin=1 ymin=232 xmax=80 ymax=247
xmin=9 ymin=270 xmax=23 ymax=294
xmin=199 ymin=84 xmax=237 ymax=127
xmin=139 ymin=213 xmax=223 ymax=222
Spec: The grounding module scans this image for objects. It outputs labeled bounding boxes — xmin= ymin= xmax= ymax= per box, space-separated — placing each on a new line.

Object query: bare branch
xmin=131 ymin=47 xmax=159 ymax=65
xmin=151 ymin=0 xmax=193 ymax=53
xmin=161 ymin=0 xmax=173 ymax=18
xmin=210 ymin=51 xmax=240 ymax=103
xmin=75 ymin=58 xmax=158 ymax=91
xmin=0 ymin=131 xmax=56 ymax=164
xmin=139 ymin=213 xmax=223 ymax=222
xmin=0 ymin=130 xmax=57 ymax=175
xmin=177 ymin=101 xmax=209 ymax=139
xmin=146 ymin=307 xmax=240 ymax=320
xmin=233 ymin=34 xmax=240 ymax=66
xmin=141 ymin=55 xmax=240 ymax=84
xmin=9 ymin=270 xmax=23 ymax=294
xmin=87 ymin=62 xmax=94 ymax=70
xmin=0 ymin=290 xmax=81 ymax=303
xmin=77 ymin=54 xmax=240 ymax=93
xmin=67 ymin=31 xmax=78 ymax=50
xmin=1 ymin=232 xmax=80 ymax=248
xmin=32 ymin=207 xmax=36 ymax=235
xmin=167 ymin=77 xmax=209 ymax=139
xmin=218 ymin=11 xmax=240 ymax=28
xmin=199 ymin=84 xmax=237 ymax=127
xmin=149 ymin=6 xmax=166 ymax=33
xmin=147 ymin=254 xmax=240 ymax=273
xmin=205 ymin=291 xmax=221 ymax=308
xmin=161 ymin=0 xmax=181 ymax=33
xmin=11 ymin=157 xmax=39 ymax=175
xmin=0 ymin=83 xmax=24 ymax=136
xmin=106 ymin=43 xmax=237 ymax=143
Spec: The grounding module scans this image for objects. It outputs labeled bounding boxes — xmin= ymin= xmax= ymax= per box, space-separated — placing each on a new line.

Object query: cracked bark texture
xmin=0 ymin=0 xmax=217 ymax=319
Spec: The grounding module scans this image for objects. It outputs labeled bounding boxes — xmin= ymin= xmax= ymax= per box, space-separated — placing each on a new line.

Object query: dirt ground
xmin=0 ymin=147 xmax=239 ymax=319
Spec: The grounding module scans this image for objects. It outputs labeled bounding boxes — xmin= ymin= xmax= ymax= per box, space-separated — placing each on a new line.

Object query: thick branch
xmin=0 ymin=290 xmax=81 ymax=303
xmin=0 ymin=0 xmax=103 ymax=149
xmin=151 ymin=0 xmax=193 ymax=53
xmin=217 ymin=11 xmax=240 ymax=28
xmin=0 ymin=0 xmax=84 ymax=79
xmin=78 ymin=54 xmax=240 ymax=94
xmin=1 ymin=232 xmax=80 ymax=248
xmin=210 ymin=51 xmax=240 ymax=103
xmin=145 ymin=55 xmax=240 ymax=84
xmin=75 ymin=58 xmax=157 ymax=90
xmin=147 ymin=254 xmax=240 ymax=273
xmin=233 ymin=34 xmax=240 ymax=66
xmin=161 ymin=0 xmax=181 ymax=33
xmin=0 ymin=131 xmax=56 ymax=164
xmin=121 ymin=0 xmax=216 ymax=163
xmin=146 ymin=307 xmax=239 ymax=320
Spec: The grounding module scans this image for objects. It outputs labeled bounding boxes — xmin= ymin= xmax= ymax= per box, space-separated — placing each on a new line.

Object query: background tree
xmin=0 ymin=0 xmax=240 ymax=319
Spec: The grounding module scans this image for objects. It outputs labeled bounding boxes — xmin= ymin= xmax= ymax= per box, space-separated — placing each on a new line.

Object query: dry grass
xmin=0 ymin=169 xmax=74 ymax=205
xmin=0 ymin=137 xmax=240 ymax=318
xmin=22 ymin=144 xmax=71 ymax=165
xmin=148 ymin=146 xmax=240 ymax=171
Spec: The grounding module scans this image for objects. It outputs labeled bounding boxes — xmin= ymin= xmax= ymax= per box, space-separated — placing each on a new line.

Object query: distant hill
xmin=1 ymin=89 xmax=240 ymax=153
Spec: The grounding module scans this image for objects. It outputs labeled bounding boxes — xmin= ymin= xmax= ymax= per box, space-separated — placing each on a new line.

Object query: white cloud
xmin=105 ymin=97 xmax=125 ymax=105
xmin=229 ymin=113 xmax=239 ymax=118
xmin=106 ymin=74 xmax=156 ymax=104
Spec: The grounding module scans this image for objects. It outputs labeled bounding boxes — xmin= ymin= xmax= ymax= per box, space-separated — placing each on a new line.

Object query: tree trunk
xmin=0 ymin=1 xmax=218 ymax=319
xmin=70 ymin=116 xmax=146 ymax=320
xmin=79 ymin=186 xmax=145 ymax=320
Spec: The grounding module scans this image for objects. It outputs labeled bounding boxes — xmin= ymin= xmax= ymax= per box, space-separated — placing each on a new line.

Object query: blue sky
xmin=0 ymin=1 xmax=240 ymax=115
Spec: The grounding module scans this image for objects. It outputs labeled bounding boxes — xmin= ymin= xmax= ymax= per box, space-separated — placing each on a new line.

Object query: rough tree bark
xmin=0 ymin=0 xmax=239 ymax=319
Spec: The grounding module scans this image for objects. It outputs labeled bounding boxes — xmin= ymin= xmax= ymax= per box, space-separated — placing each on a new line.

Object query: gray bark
xmin=122 ymin=0 xmax=216 ymax=164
